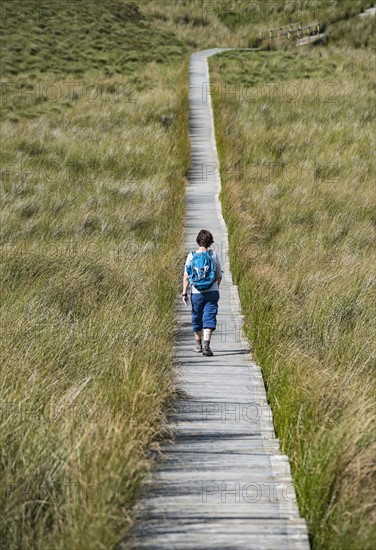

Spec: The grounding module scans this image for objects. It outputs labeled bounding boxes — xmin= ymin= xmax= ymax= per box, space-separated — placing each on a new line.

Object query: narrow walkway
xmin=358 ymin=6 xmax=376 ymax=17
xmin=132 ymin=49 xmax=310 ymax=549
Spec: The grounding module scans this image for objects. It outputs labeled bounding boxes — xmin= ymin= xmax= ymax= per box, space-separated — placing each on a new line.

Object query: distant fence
xmin=259 ymin=22 xmax=321 ymax=44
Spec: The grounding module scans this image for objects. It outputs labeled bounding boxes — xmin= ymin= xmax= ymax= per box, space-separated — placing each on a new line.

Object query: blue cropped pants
xmin=190 ymin=291 xmax=220 ymax=332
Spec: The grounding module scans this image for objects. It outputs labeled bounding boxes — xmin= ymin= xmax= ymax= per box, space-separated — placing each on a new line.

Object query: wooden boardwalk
xmin=130 ymin=49 xmax=310 ymax=549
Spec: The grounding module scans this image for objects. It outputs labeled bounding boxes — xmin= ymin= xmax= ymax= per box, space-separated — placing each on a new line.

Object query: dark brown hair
xmin=196 ymin=229 xmax=214 ymax=248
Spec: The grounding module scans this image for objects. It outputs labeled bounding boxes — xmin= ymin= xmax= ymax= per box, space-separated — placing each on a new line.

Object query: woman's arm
xmin=183 ymin=272 xmax=190 ymax=295
xmin=214 ymin=252 xmax=223 ymax=288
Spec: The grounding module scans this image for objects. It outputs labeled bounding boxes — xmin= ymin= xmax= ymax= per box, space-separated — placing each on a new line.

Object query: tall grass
xmin=326 ymin=10 xmax=376 ymax=49
xmin=1 ymin=58 xmax=190 ymax=547
xmin=1 ymin=1 xmax=191 ymax=547
xmin=210 ymin=44 xmax=376 ymax=549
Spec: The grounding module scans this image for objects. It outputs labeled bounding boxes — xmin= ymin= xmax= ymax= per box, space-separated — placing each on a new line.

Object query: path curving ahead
xmin=131 ymin=49 xmax=310 ymax=549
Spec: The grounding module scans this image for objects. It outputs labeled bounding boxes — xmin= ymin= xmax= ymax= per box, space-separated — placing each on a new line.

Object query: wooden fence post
xmin=259 ymin=21 xmax=321 ymax=46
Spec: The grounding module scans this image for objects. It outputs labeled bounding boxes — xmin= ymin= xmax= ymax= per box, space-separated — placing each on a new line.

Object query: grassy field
xmin=1 ymin=0 xmax=375 ymax=548
xmin=140 ymin=0 xmax=376 ymax=50
xmin=209 ymin=29 xmax=376 ymax=550
xmin=0 ymin=1 xmax=192 ymax=548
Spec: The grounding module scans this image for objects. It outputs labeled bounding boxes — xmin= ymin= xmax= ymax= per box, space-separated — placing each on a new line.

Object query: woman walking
xmin=182 ymin=229 xmax=222 ymax=356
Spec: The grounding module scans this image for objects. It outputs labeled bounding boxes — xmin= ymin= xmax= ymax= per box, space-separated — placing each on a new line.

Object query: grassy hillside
xmin=140 ymin=0 xmax=375 ymax=48
xmin=209 ymin=33 xmax=376 ymax=550
xmin=0 ymin=1 xmax=186 ymax=78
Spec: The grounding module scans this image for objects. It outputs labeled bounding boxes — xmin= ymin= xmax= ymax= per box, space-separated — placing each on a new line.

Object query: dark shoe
xmin=194 ymin=340 xmax=203 ymax=353
xmin=202 ymin=340 xmax=213 ymax=356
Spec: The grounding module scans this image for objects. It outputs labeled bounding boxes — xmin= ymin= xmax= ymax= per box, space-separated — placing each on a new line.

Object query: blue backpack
xmin=187 ymin=250 xmax=216 ymax=291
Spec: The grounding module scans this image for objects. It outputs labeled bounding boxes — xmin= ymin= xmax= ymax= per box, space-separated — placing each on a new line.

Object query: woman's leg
xmin=203 ymin=328 xmax=213 ymax=343
xmin=202 ymin=291 xmax=219 ymax=354
xmin=195 ymin=330 xmax=203 ymax=343
xmin=202 ymin=291 xmax=219 ymax=334
xmin=191 ymin=293 xmax=205 ymax=334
